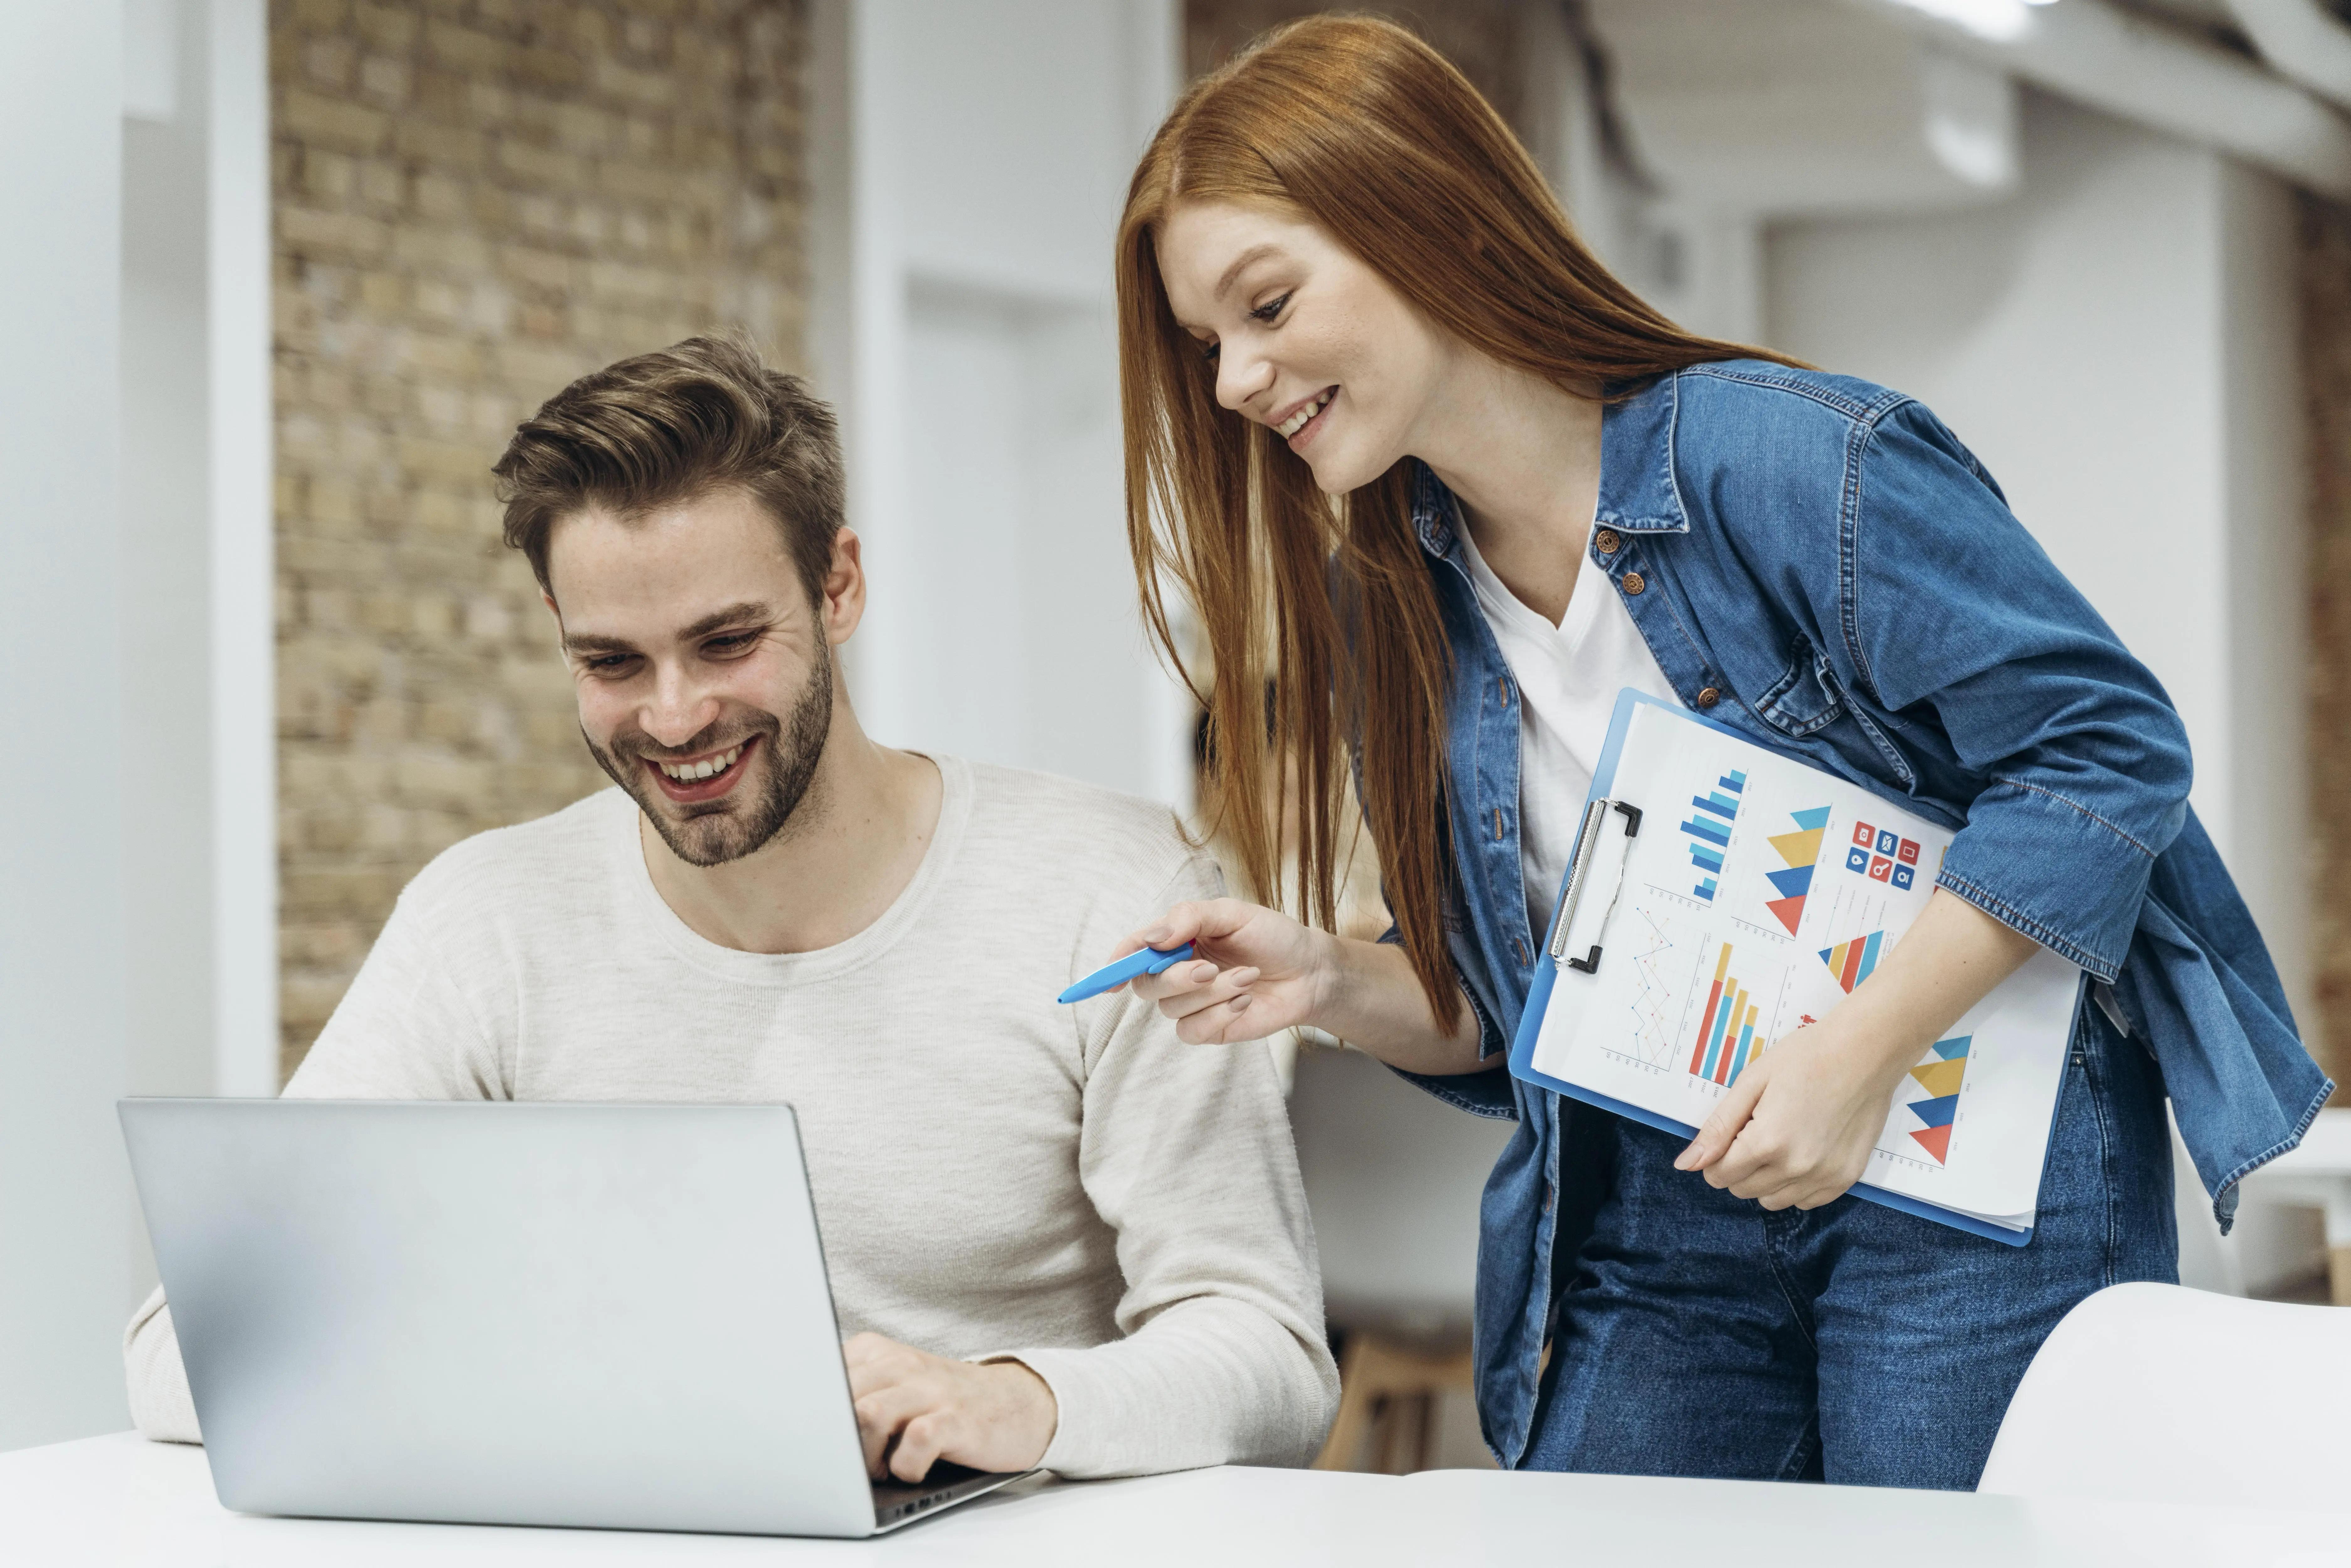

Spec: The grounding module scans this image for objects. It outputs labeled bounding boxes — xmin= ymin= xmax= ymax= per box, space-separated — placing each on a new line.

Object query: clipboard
xmin=1506 ymin=691 xmax=2083 ymax=1245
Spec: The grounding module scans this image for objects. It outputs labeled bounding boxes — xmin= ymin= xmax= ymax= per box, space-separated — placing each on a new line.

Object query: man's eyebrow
xmin=561 ymin=602 xmax=775 ymax=656
xmin=560 ymin=630 xmax=638 ymax=656
xmin=678 ymin=601 xmax=775 ymax=639
xmin=1215 ymin=243 xmax=1282 ymax=301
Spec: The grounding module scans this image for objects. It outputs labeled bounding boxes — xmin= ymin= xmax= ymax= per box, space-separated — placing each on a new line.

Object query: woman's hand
xmin=1106 ymin=898 xmax=1491 ymax=1073
xmin=1674 ymin=888 xmax=2040 ymax=1209
xmin=1673 ymin=1012 xmax=1915 ymax=1208
xmin=1118 ymin=898 xmax=1331 ymax=1044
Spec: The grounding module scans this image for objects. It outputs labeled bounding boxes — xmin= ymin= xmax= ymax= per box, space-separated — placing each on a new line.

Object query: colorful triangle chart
xmin=1768 ymin=827 xmax=1826 ymax=869
xmin=1902 ymin=1036 xmax=1972 ymax=1165
xmin=1909 ymin=1123 xmax=1954 ymax=1163
xmin=1908 ymin=1057 xmax=1967 ymax=1099
xmin=1759 ymin=808 xmax=1834 ymax=936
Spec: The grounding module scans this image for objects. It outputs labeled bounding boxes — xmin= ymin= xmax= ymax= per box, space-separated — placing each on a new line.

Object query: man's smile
xmin=643 ymin=734 xmax=758 ymax=804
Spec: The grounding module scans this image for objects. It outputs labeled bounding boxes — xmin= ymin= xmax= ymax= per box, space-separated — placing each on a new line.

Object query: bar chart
xmin=1680 ymin=769 xmax=1746 ymax=903
xmin=1685 ymin=940 xmax=1771 ymax=1086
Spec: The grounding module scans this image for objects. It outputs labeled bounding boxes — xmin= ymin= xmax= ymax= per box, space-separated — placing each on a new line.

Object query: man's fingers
xmin=889 ymin=1412 xmax=953 ymax=1483
xmin=852 ymin=1384 xmax=929 ymax=1478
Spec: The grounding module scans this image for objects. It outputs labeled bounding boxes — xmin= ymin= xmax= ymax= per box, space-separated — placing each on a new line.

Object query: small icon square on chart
xmin=1869 ymin=855 xmax=1893 ymax=882
xmin=1892 ymin=865 xmax=1915 ymax=891
xmin=1897 ymin=839 xmax=1920 ymax=865
xmin=1852 ymin=821 xmax=1876 ymax=848
xmin=1847 ymin=847 xmax=1871 ymax=873
xmin=1875 ymin=829 xmax=1900 ymax=856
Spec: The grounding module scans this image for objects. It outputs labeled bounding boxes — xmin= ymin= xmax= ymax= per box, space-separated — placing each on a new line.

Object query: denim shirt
xmin=1383 ymin=361 xmax=2332 ymax=1469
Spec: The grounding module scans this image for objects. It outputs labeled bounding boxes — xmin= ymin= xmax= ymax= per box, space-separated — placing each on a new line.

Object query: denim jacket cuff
xmin=1935 ymin=778 xmax=2161 ymax=983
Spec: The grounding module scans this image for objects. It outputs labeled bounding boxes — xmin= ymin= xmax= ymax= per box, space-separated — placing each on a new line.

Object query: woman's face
xmin=1157 ymin=201 xmax=1451 ymax=495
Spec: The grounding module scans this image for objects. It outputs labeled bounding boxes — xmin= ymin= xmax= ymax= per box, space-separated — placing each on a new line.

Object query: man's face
xmin=546 ymin=489 xmax=846 ymax=867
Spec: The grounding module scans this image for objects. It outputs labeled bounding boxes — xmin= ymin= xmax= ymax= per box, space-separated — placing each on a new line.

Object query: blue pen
xmin=1057 ymin=943 xmax=1197 ymax=1005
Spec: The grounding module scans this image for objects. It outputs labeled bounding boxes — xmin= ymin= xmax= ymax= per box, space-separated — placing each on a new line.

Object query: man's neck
xmin=638 ymin=711 xmax=944 ymax=956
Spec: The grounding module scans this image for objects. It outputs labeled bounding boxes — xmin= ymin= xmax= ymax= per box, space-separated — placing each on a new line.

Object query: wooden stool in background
xmin=1312 ymin=1331 xmax=1476 ymax=1473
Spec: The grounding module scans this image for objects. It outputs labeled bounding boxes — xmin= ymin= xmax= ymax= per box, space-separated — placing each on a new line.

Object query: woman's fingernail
xmin=1231 ymin=996 xmax=1252 ymax=1012
xmin=1140 ymin=927 xmax=1170 ymax=945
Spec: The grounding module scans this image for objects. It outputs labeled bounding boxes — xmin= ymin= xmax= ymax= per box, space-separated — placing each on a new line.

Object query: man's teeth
xmin=658 ymin=744 xmax=742 ymax=782
xmin=1276 ymin=391 xmax=1331 ymax=438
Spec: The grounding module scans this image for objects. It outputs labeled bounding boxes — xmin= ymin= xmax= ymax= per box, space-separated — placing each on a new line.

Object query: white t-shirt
xmin=122 ymin=756 xmax=1336 ymax=1480
xmin=1457 ymin=522 xmax=1684 ymax=942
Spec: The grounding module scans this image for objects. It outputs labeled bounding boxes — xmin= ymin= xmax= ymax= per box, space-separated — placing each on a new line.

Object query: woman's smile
xmin=1274 ymin=386 xmax=1336 ymax=442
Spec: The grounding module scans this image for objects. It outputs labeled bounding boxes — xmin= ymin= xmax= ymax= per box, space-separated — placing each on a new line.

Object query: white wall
xmin=0 ymin=0 xmax=273 ymax=1451
xmin=1765 ymin=90 xmax=2312 ymax=1291
xmin=0 ymin=0 xmax=135 ymax=1450
xmin=810 ymin=0 xmax=1193 ymax=811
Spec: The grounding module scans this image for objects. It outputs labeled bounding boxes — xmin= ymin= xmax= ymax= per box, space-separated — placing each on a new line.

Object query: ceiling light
xmin=1882 ymin=0 xmax=2056 ymax=43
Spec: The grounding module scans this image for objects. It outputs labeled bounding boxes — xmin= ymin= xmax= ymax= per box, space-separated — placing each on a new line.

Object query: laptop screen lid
xmin=120 ymin=1099 xmax=883 ymax=1537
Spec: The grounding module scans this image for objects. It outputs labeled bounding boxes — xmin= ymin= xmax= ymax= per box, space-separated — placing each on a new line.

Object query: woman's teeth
xmin=1276 ymin=391 xmax=1331 ymax=438
xmin=659 ymin=744 xmax=741 ymax=781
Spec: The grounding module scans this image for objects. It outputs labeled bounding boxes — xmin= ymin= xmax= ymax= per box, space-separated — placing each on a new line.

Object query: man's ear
xmin=821 ymin=526 xmax=867 ymax=646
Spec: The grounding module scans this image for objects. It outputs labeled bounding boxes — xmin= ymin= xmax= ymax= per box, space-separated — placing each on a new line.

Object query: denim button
xmin=1696 ymin=686 xmax=1721 ymax=708
xmin=1595 ymin=529 xmax=1621 ymax=554
xmin=1622 ymin=572 xmax=1646 ymax=596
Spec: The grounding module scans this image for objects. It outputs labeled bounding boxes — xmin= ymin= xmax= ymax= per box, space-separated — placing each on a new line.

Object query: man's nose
xmin=639 ymin=665 xmax=719 ymax=749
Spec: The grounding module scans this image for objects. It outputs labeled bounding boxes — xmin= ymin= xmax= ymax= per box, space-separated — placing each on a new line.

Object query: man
xmin=125 ymin=334 xmax=1338 ymax=1481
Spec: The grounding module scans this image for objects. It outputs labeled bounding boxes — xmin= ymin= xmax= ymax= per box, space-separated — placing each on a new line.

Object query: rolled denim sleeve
xmin=1844 ymin=402 xmax=2191 ymax=981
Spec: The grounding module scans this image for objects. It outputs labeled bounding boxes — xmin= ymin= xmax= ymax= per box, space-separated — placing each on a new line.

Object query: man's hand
xmin=843 ymin=1332 xmax=1057 ymax=1482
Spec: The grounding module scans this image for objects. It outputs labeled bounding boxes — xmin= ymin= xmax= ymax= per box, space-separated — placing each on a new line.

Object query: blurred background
xmin=4 ymin=0 xmax=2350 ymax=1465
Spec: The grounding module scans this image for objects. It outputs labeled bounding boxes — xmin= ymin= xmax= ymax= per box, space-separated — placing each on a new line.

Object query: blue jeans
xmin=1523 ymin=996 xmax=2178 ymax=1488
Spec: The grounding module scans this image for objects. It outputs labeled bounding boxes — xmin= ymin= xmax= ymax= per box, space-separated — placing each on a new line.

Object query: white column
xmin=0 ymin=0 xmax=134 ymax=1449
xmin=208 ymin=0 xmax=279 ymax=1099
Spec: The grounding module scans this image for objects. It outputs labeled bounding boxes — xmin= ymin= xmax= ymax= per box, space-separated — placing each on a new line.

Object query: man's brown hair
xmin=493 ymin=332 xmax=844 ymax=602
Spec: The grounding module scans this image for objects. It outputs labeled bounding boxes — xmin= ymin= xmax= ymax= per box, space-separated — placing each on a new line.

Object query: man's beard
xmin=584 ymin=643 xmax=834 ymax=868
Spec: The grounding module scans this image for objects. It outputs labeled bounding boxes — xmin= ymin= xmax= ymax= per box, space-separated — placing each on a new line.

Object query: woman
xmin=1103 ymin=16 xmax=2325 ymax=1488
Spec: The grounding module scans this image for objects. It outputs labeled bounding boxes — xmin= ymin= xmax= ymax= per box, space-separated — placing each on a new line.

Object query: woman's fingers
xmin=1129 ymin=958 xmax=1217 ymax=1004
xmin=1146 ymin=963 xmax=1262 ymax=1021
xmin=1676 ymin=1054 xmax=1770 ymax=1173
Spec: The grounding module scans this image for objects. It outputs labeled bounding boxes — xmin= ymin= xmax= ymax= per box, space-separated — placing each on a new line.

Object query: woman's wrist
xmin=1311 ymin=931 xmax=1487 ymax=1072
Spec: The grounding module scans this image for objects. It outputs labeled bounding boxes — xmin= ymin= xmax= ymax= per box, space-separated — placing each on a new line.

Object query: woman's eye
xmin=1248 ymin=292 xmax=1292 ymax=324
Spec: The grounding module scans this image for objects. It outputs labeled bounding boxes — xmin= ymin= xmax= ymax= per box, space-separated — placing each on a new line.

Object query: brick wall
xmin=271 ymin=0 xmax=806 ymax=1079
xmin=2305 ymin=193 xmax=2351 ymax=1095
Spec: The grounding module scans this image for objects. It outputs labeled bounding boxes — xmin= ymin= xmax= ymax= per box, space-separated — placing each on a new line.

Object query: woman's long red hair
xmin=1116 ymin=15 xmax=1793 ymax=1029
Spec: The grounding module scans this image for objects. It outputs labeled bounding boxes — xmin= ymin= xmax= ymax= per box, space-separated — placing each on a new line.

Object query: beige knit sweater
xmin=125 ymin=756 xmax=1337 ymax=1478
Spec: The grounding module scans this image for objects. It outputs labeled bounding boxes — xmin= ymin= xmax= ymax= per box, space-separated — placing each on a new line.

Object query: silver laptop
xmin=119 ymin=1099 xmax=1034 ymax=1537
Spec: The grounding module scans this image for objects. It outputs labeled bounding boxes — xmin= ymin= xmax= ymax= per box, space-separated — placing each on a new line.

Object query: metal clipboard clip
xmin=1546 ymin=799 xmax=1643 ymax=975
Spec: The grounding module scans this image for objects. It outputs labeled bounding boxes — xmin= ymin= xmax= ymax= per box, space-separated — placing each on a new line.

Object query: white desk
xmin=8 ymin=1433 xmax=2348 ymax=1568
